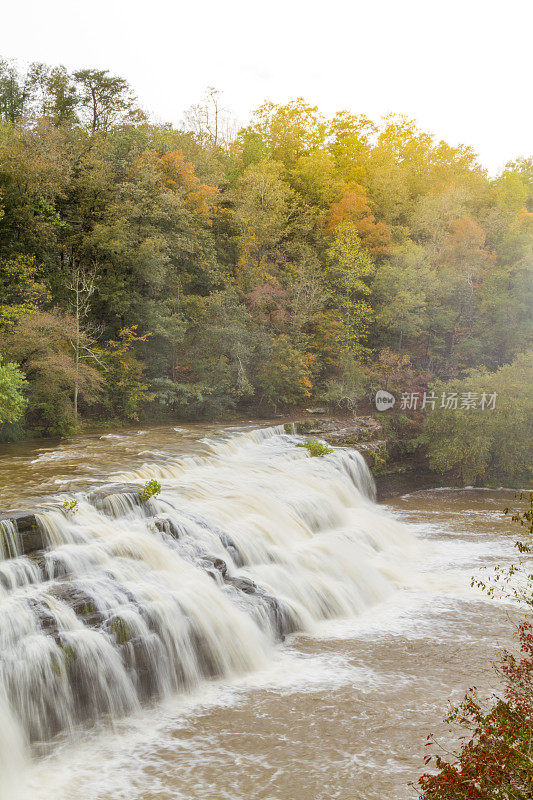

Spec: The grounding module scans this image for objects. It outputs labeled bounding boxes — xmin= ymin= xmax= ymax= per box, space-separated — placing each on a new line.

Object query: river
xmin=0 ymin=423 xmax=521 ymax=800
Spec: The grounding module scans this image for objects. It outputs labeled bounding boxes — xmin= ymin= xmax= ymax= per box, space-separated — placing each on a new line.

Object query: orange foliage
xmin=439 ymin=216 xmax=494 ymax=274
xmin=515 ymin=207 xmax=533 ymax=231
xmin=132 ymin=149 xmax=219 ymax=219
xmin=326 ymin=187 xmax=391 ymax=256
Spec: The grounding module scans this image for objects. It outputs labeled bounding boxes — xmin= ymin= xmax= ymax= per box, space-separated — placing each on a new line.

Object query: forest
xmin=0 ymin=60 xmax=531 ymax=484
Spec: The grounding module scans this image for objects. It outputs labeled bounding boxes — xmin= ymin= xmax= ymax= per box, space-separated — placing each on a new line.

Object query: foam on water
xmin=0 ymin=425 xmax=420 ymax=799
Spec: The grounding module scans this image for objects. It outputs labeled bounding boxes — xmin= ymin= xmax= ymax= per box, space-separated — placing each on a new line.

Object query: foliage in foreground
xmin=416 ymin=495 xmax=533 ymax=800
xmin=61 ymin=498 xmax=78 ymax=516
xmin=417 ymin=623 xmax=533 ymax=800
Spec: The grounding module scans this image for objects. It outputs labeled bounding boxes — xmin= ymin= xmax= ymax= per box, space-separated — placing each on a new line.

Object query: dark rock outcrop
xmin=0 ymin=512 xmax=46 ymax=556
xmin=289 ymin=416 xmax=382 ymax=444
xmin=225 ymin=575 xmax=298 ymax=640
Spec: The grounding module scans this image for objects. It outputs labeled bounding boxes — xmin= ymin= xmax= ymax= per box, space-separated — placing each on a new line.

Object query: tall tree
xmin=73 ymin=69 xmax=138 ymax=133
xmin=325 ymin=220 xmax=376 ymax=355
xmin=26 ymin=63 xmax=78 ymax=126
xmin=0 ymin=59 xmax=26 ymax=123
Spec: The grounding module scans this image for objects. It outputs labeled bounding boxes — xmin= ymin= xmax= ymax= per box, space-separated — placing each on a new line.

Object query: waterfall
xmin=0 ymin=520 xmax=22 ymax=560
xmin=0 ymin=425 xmax=416 ymax=777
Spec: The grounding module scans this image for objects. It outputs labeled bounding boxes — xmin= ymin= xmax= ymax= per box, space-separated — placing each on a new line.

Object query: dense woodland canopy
xmin=0 ymin=60 xmax=531 ymax=482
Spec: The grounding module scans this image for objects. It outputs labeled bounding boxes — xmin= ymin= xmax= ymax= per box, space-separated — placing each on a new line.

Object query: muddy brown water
xmin=0 ymin=424 xmax=522 ymax=800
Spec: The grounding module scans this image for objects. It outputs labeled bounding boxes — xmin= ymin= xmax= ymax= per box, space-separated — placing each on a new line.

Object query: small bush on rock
xmin=297 ymin=439 xmax=333 ymax=457
xmin=138 ymin=479 xmax=161 ymax=503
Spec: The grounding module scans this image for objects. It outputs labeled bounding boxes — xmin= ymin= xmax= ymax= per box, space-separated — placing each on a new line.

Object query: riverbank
xmin=288 ymin=414 xmax=451 ymax=499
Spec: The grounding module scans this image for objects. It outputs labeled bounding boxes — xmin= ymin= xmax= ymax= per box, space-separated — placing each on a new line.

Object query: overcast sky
xmin=2 ymin=0 xmax=531 ymax=174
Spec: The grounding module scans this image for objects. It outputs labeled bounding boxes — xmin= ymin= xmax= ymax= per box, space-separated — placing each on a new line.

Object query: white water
xmin=0 ymin=425 xmax=420 ymax=799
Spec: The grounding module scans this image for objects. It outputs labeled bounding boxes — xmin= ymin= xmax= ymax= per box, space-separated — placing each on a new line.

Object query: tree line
xmin=0 ymin=59 xmax=531 ymax=482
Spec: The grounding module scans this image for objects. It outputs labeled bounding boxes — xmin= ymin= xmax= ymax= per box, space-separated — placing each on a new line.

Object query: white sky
xmin=2 ymin=0 xmax=531 ymax=175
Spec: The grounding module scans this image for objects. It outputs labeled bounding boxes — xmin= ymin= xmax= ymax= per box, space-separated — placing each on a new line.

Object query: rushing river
xmin=0 ymin=423 xmax=520 ymax=800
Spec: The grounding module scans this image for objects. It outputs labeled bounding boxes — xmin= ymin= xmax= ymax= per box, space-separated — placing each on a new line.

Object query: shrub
xmin=297 ymin=438 xmax=333 ymax=457
xmin=61 ymin=499 xmax=78 ymax=516
xmin=416 ymin=623 xmax=533 ymax=800
xmin=416 ymin=493 xmax=533 ymax=799
xmin=138 ymin=479 xmax=161 ymax=503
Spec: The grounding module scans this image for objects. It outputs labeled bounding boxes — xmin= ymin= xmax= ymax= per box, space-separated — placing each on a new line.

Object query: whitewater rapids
xmin=0 ymin=425 xmax=418 ymax=798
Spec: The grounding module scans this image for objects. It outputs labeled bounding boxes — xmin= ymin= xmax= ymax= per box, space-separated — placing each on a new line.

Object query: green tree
xmin=0 ymin=311 xmax=101 ymax=435
xmin=103 ymin=326 xmax=152 ymax=421
xmin=0 ymin=59 xmax=26 ymax=123
xmin=0 ymin=254 xmax=51 ymax=327
xmin=255 ymin=334 xmax=312 ymax=408
xmin=421 ymin=352 xmax=533 ymax=485
xmin=373 ymin=241 xmax=434 ymax=349
xmin=73 ymin=69 xmax=138 ymax=133
xmin=26 ymin=63 xmax=78 ymax=126
xmin=0 ymin=356 xmax=27 ymax=423
xmin=325 ymin=220 xmax=376 ymax=355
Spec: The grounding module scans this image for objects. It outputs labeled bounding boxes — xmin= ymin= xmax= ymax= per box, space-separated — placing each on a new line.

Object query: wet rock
xmin=225 ymin=576 xmax=297 ymax=640
xmin=26 ymin=597 xmax=62 ymax=638
xmin=88 ymin=483 xmax=142 ymax=502
xmin=190 ymin=629 xmax=220 ymax=678
xmin=0 ymin=511 xmax=37 ymax=532
xmin=226 ymin=576 xmax=257 ymax=594
xmin=162 ymin=508 xmax=247 ymax=569
xmin=88 ymin=484 xmax=145 ymax=516
xmin=356 ymin=439 xmax=387 ymax=453
xmin=200 ymin=555 xmax=228 ymax=581
xmin=292 ymin=416 xmax=382 ymax=446
xmin=0 ymin=512 xmax=46 ymax=556
xmin=122 ymin=637 xmax=164 ymax=701
xmin=49 ymin=583 xmax=105 ymax=629
xmin=20 ymin=526 xmax=46 ymax=555
xmin=218 ymin=532 xmax=245 ymax=567
xmin=153 ymin=517 xmax=182 ymax=539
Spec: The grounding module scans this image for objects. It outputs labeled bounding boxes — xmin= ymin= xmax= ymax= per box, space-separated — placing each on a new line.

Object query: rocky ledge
xmin=289 ymin=415 xmax=447 ymax=500
xmin=0 ymin=511 xmax=46 ymax=555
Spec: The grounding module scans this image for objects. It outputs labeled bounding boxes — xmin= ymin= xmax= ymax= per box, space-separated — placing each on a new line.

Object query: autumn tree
xmin=291 ymin=150 xmax=343 ymax=207
xmin=0 ymin=59 xmax=530 ymax=433
xmin=232 ymin=159 xmax=292 ymax=288
xmin=325 ymin=220 xmax=376 ymax=355
xmin=0 ymin=311 xmax=102 ymax=435
xmin=417 ymin=494 xmax=533 ymax=800
xmin=327 ymin=186 xmax=391 ymax=257
xmin=250 ymin=98 xmax=327 ymax=166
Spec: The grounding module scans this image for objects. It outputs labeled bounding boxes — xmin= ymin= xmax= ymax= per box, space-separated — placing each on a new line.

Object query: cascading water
xmin=0 ymin=425 xmax=417 ymax=798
